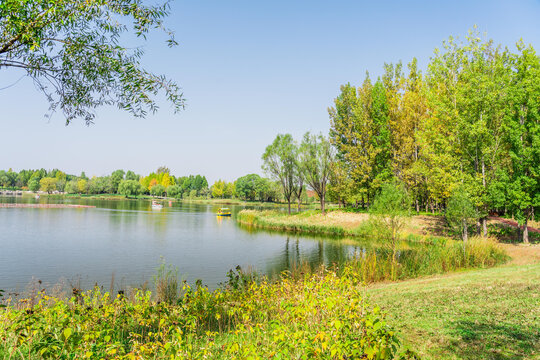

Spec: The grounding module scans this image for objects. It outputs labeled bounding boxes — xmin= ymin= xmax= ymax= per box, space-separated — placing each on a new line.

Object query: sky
xmin=1 ymin=0 xmax=540 ymax=183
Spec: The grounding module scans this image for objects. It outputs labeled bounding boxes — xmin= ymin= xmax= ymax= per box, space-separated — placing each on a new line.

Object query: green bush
xmin=0 ymin=266 xmax=411 ymax=359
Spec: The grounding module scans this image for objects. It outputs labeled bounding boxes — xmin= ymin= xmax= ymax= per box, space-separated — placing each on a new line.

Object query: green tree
xmin=77 ymin=178 xmax=87 ymax=194
xmin=224 ymin=182 xmax=235 ymax=198
xmin=299 ymin=132 xmax=335 ymax=214
xmin=446 ymin=188 xmax=478 ymax=243
xmin=28 ymin=177 xmax=40 ymax=192
xmin=64 ymin=179 xmax=78 ymax=194
xmin=0 ymin=0 xmax=183 ymax=124
xmin=211 ymin=180 xmax=226 ymax=198
xmin=125 ymin=171 xmax=139 ymax=181
xmin=235 ymin=174 xmax=261 ymax=201
xmin=262 ymin=134 xmax=298 ymax=214
xmin=118 ymin=179 xmax=143 ymax=198
xmin=370 ymin=181 xmax=410 ymax=279
xmin=427 ymin=30 xmax=511 ymax=233
xmin=166 ymin=185 xmax=182 ymax=198
xmin=157 ymin=166 xmax=170 ymax=174
xmin=39 ymin=177 xmax=57 ymax=194
xmin=0 ymin=171 xmax=9 ymax=188
xmin=503 ymin=42 xmax=540 ymax=243
xmin=110 ymin=170 xmax=125 ymax=194
xmin=150 ymin=184 xmax=166 ymax=197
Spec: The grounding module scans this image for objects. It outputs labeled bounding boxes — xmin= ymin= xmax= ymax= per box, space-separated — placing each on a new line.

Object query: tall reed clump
xmin=0 ymin=265 xmax=419 ymax=359
xmin=347 ymin=237 xmax=508 ymax=283
xmin=154 ymin=263 xmax=179 ymax=304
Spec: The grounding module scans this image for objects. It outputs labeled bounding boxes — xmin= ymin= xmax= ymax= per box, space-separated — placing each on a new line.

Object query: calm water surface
xmin=0 ymin=196 xmax=364 ymax=292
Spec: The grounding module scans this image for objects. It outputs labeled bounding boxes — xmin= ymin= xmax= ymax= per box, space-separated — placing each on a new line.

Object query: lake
xmin=0 ymin=196 xmax=364 ymax=293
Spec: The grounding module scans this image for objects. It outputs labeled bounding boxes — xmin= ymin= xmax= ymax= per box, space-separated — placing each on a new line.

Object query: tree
xmin=77 ymin=178 xmax=87 ymax=194
xmin=327 ymin=160 xmax=353 ymax=207
xmin=262 ymin=134 xmax=298 ymax=214
xmin=427 ymin=30 xmax=511 ymax=234
xmin=224 ymin=182 xmax=235 ymax=198
xmin=150 ymin=184 xmax=166 ymax=197
xmin=0 ymin=0 xmax=183 ymax=124
xmin=211 ymin=180 xmax=226 ymax=198
xmin=28 ymin=177 xmax=40 ymax=192
xmin=125 ymin=171 xmax=139 ymax=181
xmin=166 ymin=185 xmax=181 ymax=198
xmin=0 ymin=171 xmax=9 ymax=188
xmin=157 ymin=166 xmax=170 ymax=174
xmin=299 ymin=132 xmax=336 ymax=214
xmin=110 ymin=170 xmax=125 ymax=194
xmin=39 ymin=177 xmax=57 ymax=193
xmin=235 ymin=174 xmax=261 ymax=201
xmin=329 ymin=77 xmax=391 ymax=207
xmin=118 ymin=179 xmax=143 ymax=197
xmin=370 ymin=181 xmax=410 ymax=279
xmin=446 ymin=188 xmax=478 ymax=243
xmin=64 ymin=179 xmax=78 ymax=194
xmin=503 ymin=42 xmax=540 ymax=244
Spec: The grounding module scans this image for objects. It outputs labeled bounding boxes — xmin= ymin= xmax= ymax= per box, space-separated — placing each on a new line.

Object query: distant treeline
xmin=0 ymin=167 xmax=300 ymax=203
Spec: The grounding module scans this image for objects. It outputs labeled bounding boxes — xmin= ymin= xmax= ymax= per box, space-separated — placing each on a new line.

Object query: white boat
xmin=151 ymin=200 xmax=163 ymax=210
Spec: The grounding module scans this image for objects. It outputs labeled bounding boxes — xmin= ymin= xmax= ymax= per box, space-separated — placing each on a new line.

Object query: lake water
xmin=0 ymin=196 xmax=364 ymax=293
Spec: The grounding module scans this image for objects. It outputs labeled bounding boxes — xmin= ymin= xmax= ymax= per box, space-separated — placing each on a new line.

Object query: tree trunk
xmin=463 ymin=218 xmax=468 ymax=244
xmin=523 ymin=218 xmax=529 ymax=244
xmin=287 ymin=200 xmax=291 ymax=215
xmin=320 ymin=197 xmax=325 ymax=215
xmin=297 ymin=197 xmax=301 ymax=212
xmin=482 ymin=217 xmax=487 ymax=237
xmin=415 ymin=198 xmax=419 ymax=214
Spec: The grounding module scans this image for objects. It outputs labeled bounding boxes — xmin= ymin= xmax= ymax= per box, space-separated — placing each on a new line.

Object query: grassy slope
xmin=368 ymin=245 xmax=540 ymax=360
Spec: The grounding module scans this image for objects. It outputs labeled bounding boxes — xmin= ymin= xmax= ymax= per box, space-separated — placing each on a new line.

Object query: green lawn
xmin=368 ymin=260 xmax=540 ymax=359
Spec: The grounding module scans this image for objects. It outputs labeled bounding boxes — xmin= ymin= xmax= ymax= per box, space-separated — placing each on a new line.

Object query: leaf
xmin=63 ymin=327 xmax=72 ymax=340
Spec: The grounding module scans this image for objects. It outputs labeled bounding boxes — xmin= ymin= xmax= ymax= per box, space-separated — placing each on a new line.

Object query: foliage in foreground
xmin=0 ymin=266 xmax=416 ymax=359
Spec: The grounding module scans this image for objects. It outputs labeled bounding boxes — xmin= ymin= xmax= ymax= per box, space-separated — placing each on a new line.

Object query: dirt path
xmin=489 ymin=216 xmax=540 ymax=234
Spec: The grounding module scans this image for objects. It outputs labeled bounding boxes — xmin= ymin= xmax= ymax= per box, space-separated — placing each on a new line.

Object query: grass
xmin=367 ymin=246 xmax=540 ymax=360
xmin=237 ymin=209 xmax=370 ymax=237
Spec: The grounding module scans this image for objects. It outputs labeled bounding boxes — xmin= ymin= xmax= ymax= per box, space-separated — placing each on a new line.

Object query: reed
xmin=154 ymin=263 xmax=179 ymax=304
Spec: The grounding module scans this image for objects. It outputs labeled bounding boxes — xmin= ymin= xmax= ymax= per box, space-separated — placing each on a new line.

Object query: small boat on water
xmin=151 ymin=200 xmax=163 ymax=210
xmin=217 ymin=207 xmax=231 ymax=217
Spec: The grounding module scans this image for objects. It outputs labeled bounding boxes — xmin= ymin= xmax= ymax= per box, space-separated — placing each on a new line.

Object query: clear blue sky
xmin=1 ymin=0 xmax=539 ymax=183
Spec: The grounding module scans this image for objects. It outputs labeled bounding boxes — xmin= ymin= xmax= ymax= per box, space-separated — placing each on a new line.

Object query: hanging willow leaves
xmin=0 ymin=0 xmax=184 ymax=124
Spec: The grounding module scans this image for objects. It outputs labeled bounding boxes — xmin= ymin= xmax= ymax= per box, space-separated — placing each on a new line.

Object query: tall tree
xmin=504 ymin=43 xmax=540 ymax=243
xmin=0 ymin=0 xmax=184 ymax=124
xmin=299 ymin=132 xmax=336 ymax=214
xmin=262 ymin=134 xmax=298 ymax=214
xmin=110 ymin=170 xmax=125 ymax=194
xmin=396 ymin=59 xmax=429 ymax=212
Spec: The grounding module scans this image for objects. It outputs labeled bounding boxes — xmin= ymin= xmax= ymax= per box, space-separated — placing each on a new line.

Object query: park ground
xmin=368 ymin=244 xmax=540 ymax=359
xmin=237 ymin=209 xmax=540 ymax=359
